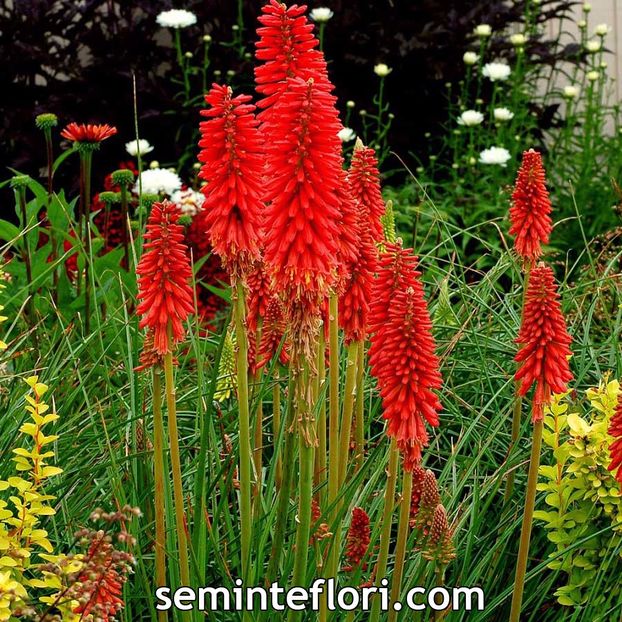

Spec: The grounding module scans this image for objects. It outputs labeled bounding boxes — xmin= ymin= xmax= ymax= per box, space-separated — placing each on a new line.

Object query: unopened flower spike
xmin=35 ymin=113 xmax=58 ymax=131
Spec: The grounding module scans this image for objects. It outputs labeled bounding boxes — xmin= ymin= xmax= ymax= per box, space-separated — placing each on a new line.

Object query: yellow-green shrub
xmin=535 ymin=377 xmax=622 ymax=607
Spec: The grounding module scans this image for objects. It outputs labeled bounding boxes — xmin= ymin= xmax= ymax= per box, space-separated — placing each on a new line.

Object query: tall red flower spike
xmin=369 ymin=243 xmax=442 ymax=469
xmin=136 ymin=201 xmax=195 ymax=355
xmin=198 ymin=84 xmax=264 ymax=277
xmin=61 ymin=123 xmax=117 ymax=144
xmin=255 ymin=0 xmax=331 ymax=118
xmin=348 ymin=141 xmax=386 ymax=242
xmin=508 ymin=149 xmax=553 ymax=263
xmin=514 ymin=263 xmax=573 ymax=422
xmin=262 ymin=76 xmax=342 ymax=311
xmin=338 ymin=213 xmax=377 ymax=344
xmin=343 ymin=507 xmax=371 ymax=572
xmin=607 ymin=392 xmax=622 ymax=486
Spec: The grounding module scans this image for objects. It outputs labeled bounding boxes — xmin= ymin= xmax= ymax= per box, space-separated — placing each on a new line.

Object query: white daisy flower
xmin=337 ymin=127 xmax=356 ymax=142
xmin=374 ymin=63 xmax=392 ymax=77
xmin=479 ymin=146 xmax=511 ymax=166
xmin=310 ymin=7 xmax=334 ymax=22
xmin=463 ymin=51 xmax=479 ymax=65
xmin=156 ymin=9 xmax=197 ymax=29
xmin=135 ymin=168 xmax=182 ymax=196
xmin=457 ymin=110 xmax=484 ymax=126
xmin=482 ymin=62 xmax=511 ymax=82
xmin=125 ymin=139 xmax=153 ymax=157
xmin=493 ymin=107 xmax=514 ymax=122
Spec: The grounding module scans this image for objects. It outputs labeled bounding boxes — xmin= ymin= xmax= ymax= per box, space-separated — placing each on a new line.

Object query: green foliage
xmin=536 ymin=380 xmax=622 ymax=608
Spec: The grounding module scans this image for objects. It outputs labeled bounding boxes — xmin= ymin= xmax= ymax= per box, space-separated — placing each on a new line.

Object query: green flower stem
xmin=232 ymin=281 xmax=252 ymax=582
xmin=43 ymin=128 xmax=59 ymax=303
xmin=354 ymin=340 xmax=365 ymax=473
xmin=388 ymin=469 xmax=413 ymax=622
xmin=163 ymin=346 xmax=192 ymax=616
xmin=370 ymin=438 xmax=399 ymax=622
xmin=266 ymin=371 xmax=296 ymax=584
xmin=253 ymin=319 xmax=264 ymax=518
xmin=509 ymin=419 xmax=544 ymax=622
xmin=327 ymin=294 xmax=340 ymax=517
xmin=288 ymin=358 xmax=316 ymax=622
xmin=151 ymin=368 xmax=168 ymax=622
xmin=338 ymin=342 xmax=359 ymax=487
xmin=273 ymin=370 xmax=282 ymax=491
xmin=316 ymin=328 xmax=327 ymax=507
xmin=78 ymin=150 xmax=93 ymax=333
xmin=119 ymin=184 xmax=130 ymax=271
xmin=175 ymin=29 xmax=191 ymax=101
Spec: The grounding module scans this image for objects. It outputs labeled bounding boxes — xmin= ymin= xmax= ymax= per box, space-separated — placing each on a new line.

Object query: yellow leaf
xmin=40 ymin=466 xmax=62 ymax=478
xmin=567 ymin=412 xmax=591 ymax=437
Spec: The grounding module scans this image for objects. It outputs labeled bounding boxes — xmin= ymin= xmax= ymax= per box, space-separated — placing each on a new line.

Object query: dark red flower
xmin=262 ymin=76 xmax=342 ymax=309
xmin=246 ymin=258 xmax=273 ymax=333
xmin=369 ymin=243 xmax=442 ymax=469
xmin=255 ymin=0 xmax=331 ymax=118
xmin=608 ymin=392 xmax=622 ymax=486
xmin=136 ymin=201 xmax=195 ymax=354
xmin=61 ymin=123 xmax=117 ymax=144
xmin=343 ymin=507 xmax=371 ymax=571
xmin=408 ymin=464 xmax=427 ymax=527
xmin=508 ymin=149 xmax=553 ymax=263
xmin=198 ymin=84 xmax=265 ymax=276
xmin=347 ymin=142 xmax=386 ymax=242
xmin=515 ymin=263 xmax=573 ymax=422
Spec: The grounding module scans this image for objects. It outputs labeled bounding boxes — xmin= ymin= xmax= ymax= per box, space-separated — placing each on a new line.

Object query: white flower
xmin=510 ymin=33 xmax=527 ymax=46
xmin=587 ymin=70 xmax=600 ymax=82
xmin=156 ymin=9 xmax=197 ymax=29
xmin=563 ymin=85 xmax=580 ymax=99
xmin=463 ymin=51 xmax=479 ymax=65
xmin=474 ymin=24 xmax=492 ymax=38
xmin=135 ymin=168 xmax=182 ymax=196
xmin=374 ymin=63 xmax=392 ymax=77
xmin=337 ymin=127 xmax=356 ymax=142
xmin=479 ymin=146 xmax=511 ymax=166
xmin=493 ymin=107 xmax=514 ymax=122
xmin=586 ymin=39 xmax=601 ymax=53
xmin=171 ymin=188 xmax=204 ymax=218
xmin=482 ymin=62 xmax=511 ymax=82
xmin=457 ymin=110 xmax=484 ymax=126
xmin=125 ymin=139 xmax=153 ymax=157
xmin=594 ymin=23 xmax=609 ymax=36
xmin=310 ymin=7 xmax=334 ymax=22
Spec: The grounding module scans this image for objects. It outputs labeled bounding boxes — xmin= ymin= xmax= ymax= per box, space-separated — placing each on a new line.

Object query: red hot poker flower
xmin=61 ymin=123 xmax=117 ymax=144
xmin=508 ymin=149 xmax=553 ymax=263
xmin=344 ymin=507 xmax=371 ymax=571
xmin=136 ymin=201 xmax=195 ymax=355
xmin=607 ymin=392 xmax=622 ymax=486
xmin=347 ymin=141 xmax=386 ymax=242
xmin=515 ymin=263 xmax=573 ymax=422
xmin=369 ymin=244 xmax=442 ymax=469
xmin=255 ymin=0 xmax=331 ymax=118
xmin=262 ymin=77 xmax=342 ymax=307
xmin=198 ymin=84 xmax=264 ymax=277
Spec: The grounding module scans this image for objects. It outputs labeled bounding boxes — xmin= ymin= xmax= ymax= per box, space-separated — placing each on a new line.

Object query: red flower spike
xmin=514 ymin=263 xmax=573 ymax=422
xmin=343 ymin=507 xmax=371 ymax=572
xmin=255 ymin=0 xmax=331 ymax=118
xmin=369 ymin=243 xmax=442 ymax=469
xmin=509 ymin=149 xmax=553 ymax=263
xmin=607 ymin=392 xmax=622 ymax=485
xmin=408 ymin=464 xmax=427 ymax=527
xmin=348 ymin=142 xmax=386 ymax=242
xmin=246 ymin=258 xmax=273 ymax=333
xmin=338 ymin=214 xmax=377 ymax=344
xmin=199 ymin=84 xmax=265 ymax=277
xmin=61 ymin=123 xmax=117 ymax=144
xmin=136 ymin=201 xmax=195 ymax=355
xmin=262 ymin=77 xmax=342 ymax=308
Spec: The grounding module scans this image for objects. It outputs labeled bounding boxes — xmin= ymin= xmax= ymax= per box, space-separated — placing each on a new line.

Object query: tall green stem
xmin=370 ymin=439 xmax=399 ymax=622
xmin=163 ymin=348 xmax=191 ymax=598
xmin=338 ymin=342 xmax=359 ymax=487
xmin=509 ymin=419 xmax=543 ymax=622
xmin=152 ymin=369 xmax=168 ymax=622
xmin=266 ymin=373 xmax=296 ymax=585
xmin=388 ymin=470 xmax=413 ymax=622
xmin=119 ymin=184 xmax=130 ymax=271
xmin=316 ymin=328 xmax=327 ymax=507
xmin=79 ymin=150 xmax=93 ymax=333
xmin=43 ymin=129 xmax=59 ymax=303
xmin=354 ymin=341 xmax=365 ymax=473
xmin=273 ymin=371 xmax=282 ymax=491
xmin=233 ymin=281 xmax=252 ymax=582
xmin=327 ymin=294 xmax=340 ymax=516
xmin=288 ymin=359 xmax=316 ymax=622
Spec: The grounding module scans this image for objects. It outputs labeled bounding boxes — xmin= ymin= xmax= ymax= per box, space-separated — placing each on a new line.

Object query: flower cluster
xmin=369 ymin=243 xmax=442 ymax=469
xmin=343 ymin=507 xmax=371 ymax=572
xmin=515 ymin=263 xmax=573 ymax=422
xmin=136 ymin=201 xmax=195 ymax=355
